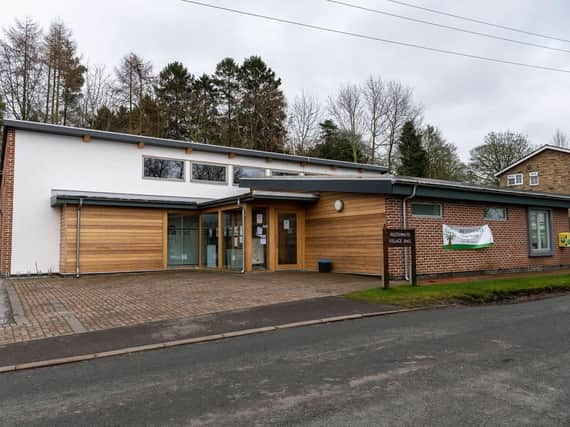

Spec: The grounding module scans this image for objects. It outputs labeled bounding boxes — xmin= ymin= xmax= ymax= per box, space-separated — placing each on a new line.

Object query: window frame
xmin=142 ymin=156 xmax=186 ymax=182
xmin=506 ymin=173 xmax=523 ymax=186
xmin=529 ymin=171 xmax=539 ymax=186
xmin=270 ymin=170 xmax=301 ymax=177
xmin=190 ymin=162 xmax=228 ymax=185
xmin=232 ymin=165 xmax=267 ymax=186
xmin=527 ymin=208 xmax=554 ymax=257
xmin=484 ymin=207 xmax=508 ymax=221
xmin=411 ymin=202 xmax=443 ymax=219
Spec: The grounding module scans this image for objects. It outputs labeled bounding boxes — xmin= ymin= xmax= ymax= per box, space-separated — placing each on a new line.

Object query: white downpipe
xmin=402 ymin=185 xmax=417 ymax=281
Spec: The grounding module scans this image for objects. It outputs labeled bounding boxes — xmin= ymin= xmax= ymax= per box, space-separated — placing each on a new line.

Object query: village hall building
xmin=2 ymin=120 xmax=570 ymax=279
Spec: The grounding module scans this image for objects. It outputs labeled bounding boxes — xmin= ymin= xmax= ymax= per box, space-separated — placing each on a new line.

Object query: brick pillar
xmin=0 ymin=128 xmax=15 ymax=275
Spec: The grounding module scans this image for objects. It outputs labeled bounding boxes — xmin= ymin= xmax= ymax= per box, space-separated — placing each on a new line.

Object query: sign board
xmin=383 ymin=227 xmax=417 ymax=289
xmin=442 ymin=224 xmax=493 ymax=250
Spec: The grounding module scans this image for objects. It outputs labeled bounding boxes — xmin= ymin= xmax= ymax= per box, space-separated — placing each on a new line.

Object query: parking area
xmin=0 ymin=271 xmax=381 ymax=345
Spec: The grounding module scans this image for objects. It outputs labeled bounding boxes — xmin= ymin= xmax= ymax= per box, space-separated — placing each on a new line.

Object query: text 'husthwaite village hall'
xmin=2 ymin=120 xmax=570 ymax=279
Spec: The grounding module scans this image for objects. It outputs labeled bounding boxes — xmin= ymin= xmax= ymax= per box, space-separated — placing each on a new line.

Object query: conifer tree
xmin=397 ymin=120 xmax=427 ymax=177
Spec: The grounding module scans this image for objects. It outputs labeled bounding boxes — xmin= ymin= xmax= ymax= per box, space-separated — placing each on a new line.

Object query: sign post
xmin=383 ymin=227 xmax=417 ymax=289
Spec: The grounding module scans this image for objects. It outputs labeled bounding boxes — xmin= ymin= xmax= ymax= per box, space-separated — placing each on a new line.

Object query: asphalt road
xmin=1 ymin=295 xmax=569 ymax=426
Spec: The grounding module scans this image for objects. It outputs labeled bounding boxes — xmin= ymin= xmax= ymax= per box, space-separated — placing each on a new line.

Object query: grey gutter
xmin=51 ymin=191 xmax=319 ymax=210
xmin=4 ymin=119 xmax=387 ymax=173
xmin=240 ymin=176 xmax=570 ymax=209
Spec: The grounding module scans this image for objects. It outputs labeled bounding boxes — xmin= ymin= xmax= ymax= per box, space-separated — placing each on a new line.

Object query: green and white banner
xmin=442 ymin=224 xmax=494 ymax=250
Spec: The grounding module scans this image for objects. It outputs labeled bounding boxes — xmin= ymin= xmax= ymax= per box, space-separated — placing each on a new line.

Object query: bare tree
xmin=286 ymin=91 xmax=321 ymax=154
xmin=551 ymin=129 xmax=568 ymax=148
xmin=79 ymin=64 xmax=113 ymax=127
xmin=383 ymin=81 xmax=422 ymax=173
xmin=328 ymin=84 xmax=365 ymax=162
xmin=114 ymin=52 xmax=153 ymax=134
xmin=0 ymin=18 xmax=44 ymax=120
xmin=362 ymin=76 xmax=389 ymax=163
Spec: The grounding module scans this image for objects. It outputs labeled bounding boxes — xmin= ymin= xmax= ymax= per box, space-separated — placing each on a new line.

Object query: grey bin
xmin=318 ymin=259 xmax=333 ymax=273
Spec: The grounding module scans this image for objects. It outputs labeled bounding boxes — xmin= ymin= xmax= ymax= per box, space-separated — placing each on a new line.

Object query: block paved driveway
xmin=0 ymin=271 xmax=380 ymax=345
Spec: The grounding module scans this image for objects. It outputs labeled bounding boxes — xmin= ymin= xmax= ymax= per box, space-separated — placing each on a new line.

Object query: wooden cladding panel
xmin=60 ymin=206 xmax=164 ymax=273
xmin=305 ymin=193 xmax=386 ymax=274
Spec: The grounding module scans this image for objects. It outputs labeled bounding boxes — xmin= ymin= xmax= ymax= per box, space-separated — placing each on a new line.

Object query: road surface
xmin=1 ymin=295 xmax=569 ymax=426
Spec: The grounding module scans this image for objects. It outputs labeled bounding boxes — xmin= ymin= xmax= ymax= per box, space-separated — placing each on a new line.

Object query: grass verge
xmin=345 ymin=273 xmax=570 ymax=307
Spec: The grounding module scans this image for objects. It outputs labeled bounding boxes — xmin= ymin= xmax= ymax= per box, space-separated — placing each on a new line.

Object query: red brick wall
xmin=0 ymin=128 xmax=15 ymax=275
xmin=385 ymin=196 xmax=570 ymax=278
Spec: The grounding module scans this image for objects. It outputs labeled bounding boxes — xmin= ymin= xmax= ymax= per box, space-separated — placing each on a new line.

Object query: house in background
xmin=2 ymin=120 xmax=570 ymax=279
xmin=496 ymin=145 xmax=570 ymax=194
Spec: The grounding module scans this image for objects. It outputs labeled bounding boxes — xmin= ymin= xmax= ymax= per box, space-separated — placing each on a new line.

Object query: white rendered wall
xmin=10 ymin=130 xmax=382 ymax=274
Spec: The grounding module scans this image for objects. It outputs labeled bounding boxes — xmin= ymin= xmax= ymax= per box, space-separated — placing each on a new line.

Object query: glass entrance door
xmin=252 ymin=208 xmax=268 ymax=270
xmin=200 ymin=213 xmax=219 ymax=268
xmin=278 ymin=213 xmax=297 ymax=265
xmin=167 ymin=214 xmax=199 ymax=266
xmin=223 ymin=210 xmax=244 ymax=271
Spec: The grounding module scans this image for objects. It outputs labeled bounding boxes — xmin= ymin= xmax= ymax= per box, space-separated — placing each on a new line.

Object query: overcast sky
xmin=2 ymin=0 xmax=569 ymax=160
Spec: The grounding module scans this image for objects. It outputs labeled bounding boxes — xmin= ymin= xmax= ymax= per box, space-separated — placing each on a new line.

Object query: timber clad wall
xmin=60 ymin=206 xmax=164 ymax=273
xmin=498 ymin=149 xmax=570 ymax=194
xmin=305 ymin=193 xmax=385 ymax=274
xmin=0 ymin=129 xmax=15 ymax=275
xmin=386 ymin=197 xmax=570 ymax=278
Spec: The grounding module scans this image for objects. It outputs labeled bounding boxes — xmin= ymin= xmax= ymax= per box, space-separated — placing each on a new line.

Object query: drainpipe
xmin=402 ymin=185 xmax=417 ymax=281
xmin=75 ymin=199 xmax=84 ymax=278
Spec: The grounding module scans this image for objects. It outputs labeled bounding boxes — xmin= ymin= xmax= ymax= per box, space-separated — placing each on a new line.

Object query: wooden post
xmin=410 ymin=230 xmax=417 ymax=286
xmin=383 ymin=226 xmax=390 ymax=289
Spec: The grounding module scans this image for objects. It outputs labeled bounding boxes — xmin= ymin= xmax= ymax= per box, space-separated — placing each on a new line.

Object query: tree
xmin=362 ymin=76 xmax=388 ymax=163
xmin=213 ymin=57 xmax=241 ymax=146
xmin=43 ymin=21 xmax=86 ymax=125
xmin=469 ymin=131 xmax=534 ymax=184
xmin=0 ymin=18 xmax=44 ymax=120
xmin=383 ymin=81 xmax=422 ymax=173
xmin=114 ymin=52 xmax=153 ymax=134
xmin=286 ymin=91 xmax=321 ymax=154
xmin=238 ymin=56 xmax=286 ymax=152
xmin=328 ymin=84 xmax=364 ymax=163
xmin=310 ymin=119 xmax=364 ymax=162
xmin=189 ymin=74 xmax=218 ymax=143
xmin=155 ymin=61 xmax=193 ymax=139
xmin=79 ymin=65 xmax=113 ymax=128
xmin=398 ymin=121 xmax=427 ymax=177
xmin=422 ymin=125 xmax=469 ymax=181
xmin=551 ymin=129 xmax=568 ymax=148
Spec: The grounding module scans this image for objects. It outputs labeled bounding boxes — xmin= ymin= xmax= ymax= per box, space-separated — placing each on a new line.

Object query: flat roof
xmin=239 ymin=175 xmax=570 ymax=208
xmin=3 ymin=119 xmax=387 ymax=173
xmin=494 ymin=144 xmax=570 ymax=177
xmin=50 ymin=189 xmax=318 ymax=210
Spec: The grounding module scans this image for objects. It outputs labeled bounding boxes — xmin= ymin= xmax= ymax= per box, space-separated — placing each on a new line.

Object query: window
xmin=507 ymin=174 xmax=523 ymax=186
xmin=528 ymin=208 xmax=553 ymax=256
xmin=143 ymin=157 xmax=185 ymax=180
xmin=529 ymin=172 xmax=539 ymax=186
xmin=484 ymin=207 xmax=507 ymax=221
xmin=411 ymin=202 xmax=442 ymax=218
xmin=191 ymin=163 xmax=227 ymax=183
xmin=233 ymin=166 xmax=266 ymax=185
xmin=271 ymin=170 xmax=300 ymax=176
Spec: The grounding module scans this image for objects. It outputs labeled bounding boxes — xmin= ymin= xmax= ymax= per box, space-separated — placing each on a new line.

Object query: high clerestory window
xmin=143 ymin=157 xmax=185 ymax=181
xmin=191 ymin=163 xmax=227 ymax=184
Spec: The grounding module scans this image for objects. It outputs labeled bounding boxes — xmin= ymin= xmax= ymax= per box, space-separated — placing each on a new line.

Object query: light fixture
xmin=334 ymin=199 xmax=344 ymax=212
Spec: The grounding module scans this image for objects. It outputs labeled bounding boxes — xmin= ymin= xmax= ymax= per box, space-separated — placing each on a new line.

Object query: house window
xmin=143 ymin=157 xmax=185 ymax=181
xmin=271 ymin=170 xmax=300 ymax=176
xmin=191 ymin=163 xmax=227 ymax=183
xmin=507 ymin=174 xmax=523 ymax=186
xmin=528 ymin=208 xmax=553 ymax=256
xmin=411 ymin=202 xmax=442 ymax=218
xmin=484 ymin=207 xmax=507 ymax=221
xmin=529 ymin=172 xmax=539 ymax=186
xmin=233 ymin=166 xmax=266 ymax=185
